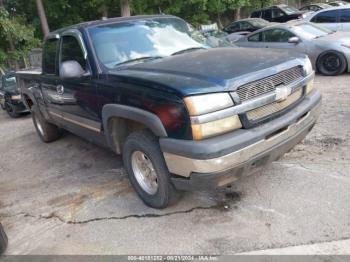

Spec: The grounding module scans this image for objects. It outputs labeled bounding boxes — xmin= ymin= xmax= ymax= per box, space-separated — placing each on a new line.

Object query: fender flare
xmin=21 ymin=89 xmax=37 ymax=110
xmin=102 ymin=104 xmax=167 ymax=150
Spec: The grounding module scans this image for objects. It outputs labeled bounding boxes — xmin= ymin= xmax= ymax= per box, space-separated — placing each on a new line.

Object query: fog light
xmin=11 ymin=95 xmax=21 ymax=100
xmin=306 ymin=79 xmax=314 ymax=94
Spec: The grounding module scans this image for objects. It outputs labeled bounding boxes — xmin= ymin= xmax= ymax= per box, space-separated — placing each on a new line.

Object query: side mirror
xmin=288 ymin=36 xmax=300 ymax=44
xmin=59 ymin=60 xmax=85 ymax=79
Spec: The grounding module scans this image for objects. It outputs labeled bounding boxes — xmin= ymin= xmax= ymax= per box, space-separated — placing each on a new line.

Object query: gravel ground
xmin=0 ymin=74 xmax=349 ymax=255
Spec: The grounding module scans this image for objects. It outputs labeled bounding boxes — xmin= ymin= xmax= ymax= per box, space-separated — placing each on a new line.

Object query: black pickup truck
xmin=17 ymin=15 xmax=321 ymax=208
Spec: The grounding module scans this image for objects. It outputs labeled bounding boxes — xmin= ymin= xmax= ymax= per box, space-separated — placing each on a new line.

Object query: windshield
xmin=291 ymin=23 xmax=332 ymax=39
xmin=281 ymin=6 xmax=299 ymax=15
xmin=89 ymin=18 xmax=208 ymax=68
xmin=3 ymin=76 xmax=16 ymax=90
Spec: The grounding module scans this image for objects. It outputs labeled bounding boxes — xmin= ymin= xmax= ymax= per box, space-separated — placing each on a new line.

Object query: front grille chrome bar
xmin=190 ymin=72 xmax=314 ymax=125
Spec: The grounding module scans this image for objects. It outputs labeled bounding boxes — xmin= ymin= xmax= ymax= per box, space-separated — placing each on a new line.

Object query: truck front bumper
xmin=160 ymin=90 xmax=322 ymax=190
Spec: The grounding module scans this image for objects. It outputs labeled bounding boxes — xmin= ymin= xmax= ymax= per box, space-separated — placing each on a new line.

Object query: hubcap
xmin=131 ymin=151 xmax=158 ymax=195
xmin=324 ymin=55 xmax=340 ymax=72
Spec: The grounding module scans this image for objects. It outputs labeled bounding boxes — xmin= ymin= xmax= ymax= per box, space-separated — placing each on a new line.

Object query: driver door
xmin=55 ymin=31 xmax=102 ymax=138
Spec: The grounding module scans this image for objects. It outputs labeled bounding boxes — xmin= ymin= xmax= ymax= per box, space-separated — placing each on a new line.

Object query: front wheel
xmin=123 ymin=130 xmax=178 ymax=209
xmin=5 ymin=103 xmax=19 ymax=118
xmin=317 ymin=51 xmax=347 ymax=76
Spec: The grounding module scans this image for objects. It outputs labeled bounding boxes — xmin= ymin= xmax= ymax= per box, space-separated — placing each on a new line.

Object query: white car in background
xmin=304 ymin=6 xmax=350 ymax=31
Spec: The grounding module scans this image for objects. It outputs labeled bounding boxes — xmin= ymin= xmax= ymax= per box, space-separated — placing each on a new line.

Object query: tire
xmin=317 ymin=51 xmax=347 ymax=76
xmin=0 ymin=223 xmax=8 ymax=254
xmin=123 ymin=130 xmax=178 ymax=209
xmin=5 ymin=102 xmax=19 ymax=118
xmin=32 ymin=105 xmax=61 ymax=143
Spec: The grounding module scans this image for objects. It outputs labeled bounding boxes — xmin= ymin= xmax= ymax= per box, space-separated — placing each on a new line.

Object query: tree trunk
xmin=235 ymin=8 xmax=241 ymax=20
xmin=101 ymin=4 xmax=108 ymax=18
xmin=120 ymin=0 xmax=131 ymax=17
xmin=8 ymin=39 xmax=19 ymax=70
xmin=35 ymin=0 xmax=49 ymax=37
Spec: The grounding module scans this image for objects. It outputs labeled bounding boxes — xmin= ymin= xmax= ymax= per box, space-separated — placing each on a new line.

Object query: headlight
xmin=184 ymin=93 xmax=242 ymax=140
xmin=192 ymin=115 xmax=242 ymax=140
xmin=184 ymin=93 xmax=233 ymax=116
xmin=11 ymin=95 xmax=21 ymax=100
xmin=304 ymin=58 xmax=313 ymax=76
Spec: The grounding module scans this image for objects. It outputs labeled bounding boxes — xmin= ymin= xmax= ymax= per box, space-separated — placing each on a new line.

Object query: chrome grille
xmin=246 ymin=88 xmax=303 ymax=121
xmin=236 ymin=66 xmax=304 ymax=102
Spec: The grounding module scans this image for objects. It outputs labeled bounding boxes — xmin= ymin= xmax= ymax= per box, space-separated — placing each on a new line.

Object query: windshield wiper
xmin=114 ymin=56 xmax=163 ymax=67
xmin=171 ymin=47 xmax=206 ymax=56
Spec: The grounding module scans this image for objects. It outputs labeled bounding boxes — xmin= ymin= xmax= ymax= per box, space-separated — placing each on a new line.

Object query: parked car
xmin=304 ymin=6 xmax=350 ymax=31
xmin=0 ymin=72 xmax=29 ymax=117
xmin=17 ymin=15 xmax=321 ymax=208
xmin=226 ymin=32 xmax=250 ymax=43
xmin=0 ymin=223 xmax=8 ymax=254
xmin=223 ymin=18 xmax=270 ymax=34
xmin=236 ymin=21 xmax=350 ymax=76
xmin=328 ymin=1 xmax=349 ymax=6
xmin=250 ymin=5 xmax=307 ymax=22
xmin=300 ymin=3 xmax=332 ymax=12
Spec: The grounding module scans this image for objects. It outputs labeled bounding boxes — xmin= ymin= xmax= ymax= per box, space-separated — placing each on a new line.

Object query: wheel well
xmin=23 ymin=94 xmax=34 ymax=109
xmin=107 ymin=117 xmax=149 ymax=154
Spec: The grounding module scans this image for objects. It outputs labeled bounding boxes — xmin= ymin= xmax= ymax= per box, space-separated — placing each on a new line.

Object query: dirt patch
xmin=302 ymin=136 xmax=345 ymax=151
xmin=47 ymin=192 xmax=90 ymax=208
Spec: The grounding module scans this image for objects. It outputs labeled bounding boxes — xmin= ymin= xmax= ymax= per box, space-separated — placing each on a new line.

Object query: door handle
xmin=56 ymin=85 xmax=64 ymax=95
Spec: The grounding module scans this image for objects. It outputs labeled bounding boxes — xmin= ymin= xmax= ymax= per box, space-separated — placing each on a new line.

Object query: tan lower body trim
xmin=49 ymin=110 xmax=101 ymax=133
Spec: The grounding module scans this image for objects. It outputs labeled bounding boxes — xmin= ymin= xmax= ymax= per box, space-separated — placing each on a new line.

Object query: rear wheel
xmin=317 ymin=51 xmax=347 ymax=76
xmin=32 ymin=105 xmax=61 ymax=143
xmin=122 ymin=130 xmax=178 ymax=209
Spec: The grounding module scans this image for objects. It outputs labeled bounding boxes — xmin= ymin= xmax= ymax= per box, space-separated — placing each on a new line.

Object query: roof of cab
xmin=46 ymin=15 xmax=177 ymax=38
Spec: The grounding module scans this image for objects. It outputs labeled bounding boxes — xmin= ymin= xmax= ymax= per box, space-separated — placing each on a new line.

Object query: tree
xmin=35 ymin=0 xmax=49 ymax=36
xmin=0 ymin=7 xmax=39 ymax=70
xmin=120 ymin=0 xmax=130 ymax=16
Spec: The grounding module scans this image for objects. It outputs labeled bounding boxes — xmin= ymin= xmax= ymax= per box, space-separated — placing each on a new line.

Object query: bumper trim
xmin=171 ymin=118 xmax=316 ymax=190
xmin=163 ymin=93 xmax=321 ymax=177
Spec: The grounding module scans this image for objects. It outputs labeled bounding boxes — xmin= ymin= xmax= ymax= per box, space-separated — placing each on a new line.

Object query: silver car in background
xmin=303 ymin=6 xmax=350 ymax=31
xmin=236 ymin=21 xmax=350 ymax=75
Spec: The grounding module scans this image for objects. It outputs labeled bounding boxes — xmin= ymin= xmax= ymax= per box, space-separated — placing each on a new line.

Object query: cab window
xmin=312 ymin=10 xmax=339 ymax=23
xmin=263 ymin=29 xmax=295 ymax=42
xmin=251 ymin=11 xmax=261 ymax=18
xmin=43 ymin=38 xmax=59 ymax=75
xmin=248 ymin=32 xmax=262 ymax=42
xmin=340 ymin=9 xmax=350 ymax=22
xmin=60 ymin=35 xmax=87 ymax=71
xmin=226 ymin=22 xmax=240 ymax=32
xmin=240 ymin=21 xmax=252 ymax=30
xmin=271 ymin=8 xmax=285 ymax=18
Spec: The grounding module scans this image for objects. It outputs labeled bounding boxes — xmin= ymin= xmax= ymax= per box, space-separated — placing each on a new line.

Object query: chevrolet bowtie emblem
xmin=275 ymin=86 xmax=291 ymax=102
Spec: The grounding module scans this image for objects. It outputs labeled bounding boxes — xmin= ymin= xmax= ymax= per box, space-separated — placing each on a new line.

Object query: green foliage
xmin=0 ymin=7 xmax=40 ymax=69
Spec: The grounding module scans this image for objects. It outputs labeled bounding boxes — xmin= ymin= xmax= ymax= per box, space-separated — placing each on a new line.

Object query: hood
xmin=314 ymin=31 xmax=350 ymax=45
xmin=110 ymin=47 xmax=306 ymax=96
